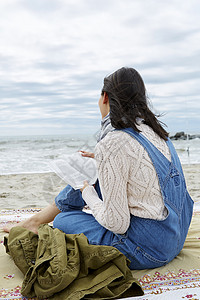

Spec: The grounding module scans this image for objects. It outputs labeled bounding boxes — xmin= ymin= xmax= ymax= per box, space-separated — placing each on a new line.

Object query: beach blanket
xmin=0 ymin=208 xmax=200 ymax=300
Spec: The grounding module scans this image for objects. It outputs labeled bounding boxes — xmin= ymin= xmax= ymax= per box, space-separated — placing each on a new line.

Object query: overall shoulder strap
xmin=119 ymin=127 xmax=184 ymax=181
xmin=120 ymin=127 xmax=170 ymax=163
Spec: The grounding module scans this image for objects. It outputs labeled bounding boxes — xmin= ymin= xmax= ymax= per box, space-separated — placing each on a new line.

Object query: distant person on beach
xmin=4 ymin=67 xmax=194 ymax=270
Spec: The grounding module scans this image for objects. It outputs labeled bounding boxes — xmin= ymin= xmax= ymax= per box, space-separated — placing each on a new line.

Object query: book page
xmin=49 ymin=152 xmax=97 ymax=189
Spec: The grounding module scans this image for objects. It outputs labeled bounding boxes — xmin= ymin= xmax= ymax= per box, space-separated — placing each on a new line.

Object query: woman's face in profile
xmin=98 ymin=94 xmax=104 ymax=115
xmin=98 ymin=92 xmax=110 ymax=119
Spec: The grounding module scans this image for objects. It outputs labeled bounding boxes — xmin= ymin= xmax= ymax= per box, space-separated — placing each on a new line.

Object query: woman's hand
xmin=80 ymin=180 xmax=89 ymax=192
xmin=79 ymin=150 xmax=94 ymax=158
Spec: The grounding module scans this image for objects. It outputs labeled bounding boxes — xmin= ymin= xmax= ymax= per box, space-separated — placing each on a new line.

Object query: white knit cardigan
xmin=82 ymin=124 xmax=170 ymax=234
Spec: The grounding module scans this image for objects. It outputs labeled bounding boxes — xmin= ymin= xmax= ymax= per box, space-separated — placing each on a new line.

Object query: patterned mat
xmin=0 ymin=209 xmax=200 ymax=300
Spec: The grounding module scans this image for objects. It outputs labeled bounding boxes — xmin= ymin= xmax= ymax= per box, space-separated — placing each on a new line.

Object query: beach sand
xmin=0 ymin=164 xmax=199 ymax=210
xmin=0 ymin=172 xmax=66 ymax=209
xmin=0 ymin=165 xmax=200 ymax=299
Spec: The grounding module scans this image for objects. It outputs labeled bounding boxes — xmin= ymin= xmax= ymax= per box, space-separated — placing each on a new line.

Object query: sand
xmin=0 ymin=165 xmax=200 ymax=299
xmin=181 ymin=164 xmax=200 ymax=202
xmin=0 ymin=172 xmax=66 ymax=209
xmin=0 ymin=164 xmax=200 ymax=210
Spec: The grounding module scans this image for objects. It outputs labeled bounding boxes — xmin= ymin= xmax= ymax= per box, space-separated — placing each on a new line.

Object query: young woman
xmin=4 ymin=67 xmax=193 ymax=270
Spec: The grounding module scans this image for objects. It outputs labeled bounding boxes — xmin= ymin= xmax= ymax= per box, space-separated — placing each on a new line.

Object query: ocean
xmin=0 ymin=133 xmax=200 ymax=175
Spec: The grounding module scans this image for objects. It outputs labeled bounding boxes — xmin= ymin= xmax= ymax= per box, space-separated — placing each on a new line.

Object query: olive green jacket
xmin=4 ymin=224 xmax=143 ymax=299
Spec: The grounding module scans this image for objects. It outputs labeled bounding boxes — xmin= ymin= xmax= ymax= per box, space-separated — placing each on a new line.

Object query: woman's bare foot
xmin=3 ymin=216 xmax=41 ymax=234
xmin=3 ymin=202 xmax=61 ymax=234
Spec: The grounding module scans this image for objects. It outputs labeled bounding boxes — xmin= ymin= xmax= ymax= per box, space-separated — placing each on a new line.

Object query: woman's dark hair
xmin=102 ymin=67 xmax=169 ymax=141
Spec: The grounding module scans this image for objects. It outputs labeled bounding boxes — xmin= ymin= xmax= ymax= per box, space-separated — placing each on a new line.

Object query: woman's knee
xmin=53 ymin=213 xmax=66 ymax=232
xmin=53 ymin=211 xmax=84 ymax=234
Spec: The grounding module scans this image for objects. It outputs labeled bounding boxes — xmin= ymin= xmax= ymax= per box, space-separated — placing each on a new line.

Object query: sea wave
xmin=0 ymin=134 xmax=96 ymax=175
xmin=0 ymin=134 xmax=199 ymax=175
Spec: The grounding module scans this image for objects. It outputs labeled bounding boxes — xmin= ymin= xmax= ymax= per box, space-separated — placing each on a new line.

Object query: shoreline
xmin=0 ymin=162 xmax=199 ymax=176
xmin=0 ymin=164 xmax=199 ymax=210
xmin=0 ymin=170 xmax=52 ymax=176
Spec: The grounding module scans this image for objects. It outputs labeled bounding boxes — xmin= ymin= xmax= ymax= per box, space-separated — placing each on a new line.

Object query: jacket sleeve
xmin=82 ymin=133 xmax=130 ymax=234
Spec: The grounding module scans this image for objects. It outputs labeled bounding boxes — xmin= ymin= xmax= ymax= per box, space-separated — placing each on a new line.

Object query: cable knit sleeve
xmin=82 ymin=132 xmax=130 ymax=234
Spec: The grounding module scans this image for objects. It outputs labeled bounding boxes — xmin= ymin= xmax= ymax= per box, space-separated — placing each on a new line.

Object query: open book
xmin=49 ymin=152 xmax=97 ymax=190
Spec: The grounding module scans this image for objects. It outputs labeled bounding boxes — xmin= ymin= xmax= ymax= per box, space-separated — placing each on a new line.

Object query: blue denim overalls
xmin=53 ymin=128 xmax=194 ymax=270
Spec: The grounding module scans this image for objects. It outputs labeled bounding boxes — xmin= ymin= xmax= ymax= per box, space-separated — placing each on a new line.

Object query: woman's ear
xmin=103 ymin=92 xmax=109 ymax=104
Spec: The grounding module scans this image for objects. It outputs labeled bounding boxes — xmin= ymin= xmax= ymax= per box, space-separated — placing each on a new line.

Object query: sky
xmin=0 ymin=0 xmax=200 ymax=136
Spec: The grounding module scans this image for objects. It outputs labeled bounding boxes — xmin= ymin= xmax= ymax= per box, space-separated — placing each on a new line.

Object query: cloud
xmin=0 ymin=0 xmax=200 ymax=136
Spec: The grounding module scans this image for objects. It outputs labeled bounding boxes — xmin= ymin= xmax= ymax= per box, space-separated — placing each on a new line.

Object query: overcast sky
xmin=0 ymin=0 xmax=200 ymax=136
